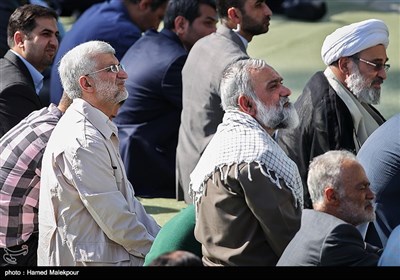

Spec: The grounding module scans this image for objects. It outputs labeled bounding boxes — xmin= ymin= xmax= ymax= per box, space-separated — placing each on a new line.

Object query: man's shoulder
xmin=190 ymin=30 xmax=243 ymax=53
xmin=0 ymin=58 xmax=24 ymax=74
xmin=125 ymin=29 xmax=185 ymax=58
xmin=302 ymin=209 xmax=345 ymax=228
xmin=185 ymin=34 xmax=247 ymax=72
xmin=26 ymin=106 xmax=61 ymax=126
xmin=0 ymin=61 xmax=32 ymax=92
xmin=294 ymin=71 xmax=332 ymax=107
xmin=0 ymin=53 xmax=24 ymax=73
xmin=73 ymin=0 xmax=136 ymax=30
xmin=302 ymin=71 xmax=330 ymax=94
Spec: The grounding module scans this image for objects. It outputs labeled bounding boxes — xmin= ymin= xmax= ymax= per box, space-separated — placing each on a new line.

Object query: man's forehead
xmin=32 ymin=17 xmax=58 ymax=30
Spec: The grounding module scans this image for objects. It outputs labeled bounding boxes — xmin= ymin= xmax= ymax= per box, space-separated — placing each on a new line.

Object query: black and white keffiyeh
xmin=189 ymin=110 xmax=304 ymax=209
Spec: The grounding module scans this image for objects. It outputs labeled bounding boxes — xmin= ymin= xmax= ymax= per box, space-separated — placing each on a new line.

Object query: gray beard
xmin=94 ymin=78 xmax=128 ymax=104
xmin=345 ymin=67 xmax=381 ymax=105
xmin=254 ymin=97 xmax=299 ymax=130
xmin=336 ymin=197 xmax=376 ymax=226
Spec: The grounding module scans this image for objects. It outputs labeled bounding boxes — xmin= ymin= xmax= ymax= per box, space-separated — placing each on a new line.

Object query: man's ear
xmin=14 ymin=31 xmax=24 ymax=48
xmin=174 ymin=16 xmax=188 ymax=36
xmin=227 ymin=7 xmax=242 ymax=31
xmin=138 ymin=0 xmax=151 ymax=10
xmin=338 ymin=57 xmax=352 ymax=75
xmin=238 ymin=95 xmax=256 ymax=116
xmin=79 ymin=76 xmax=93 ymax=92
xmin=325 ymin=187 xmax=339 ymax=205
xmin=227 ymin=7 xmax=241 ymax=23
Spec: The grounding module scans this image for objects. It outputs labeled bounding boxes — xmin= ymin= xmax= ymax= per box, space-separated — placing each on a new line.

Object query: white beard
xmin=254 ymin=96 xmax=299 ymax=130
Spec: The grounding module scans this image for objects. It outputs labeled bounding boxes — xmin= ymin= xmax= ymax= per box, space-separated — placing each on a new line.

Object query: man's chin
xmin=115 ymin=91 xmax=129 ymax=104
xmin=282 ymin=111 xmax=299 ymax=130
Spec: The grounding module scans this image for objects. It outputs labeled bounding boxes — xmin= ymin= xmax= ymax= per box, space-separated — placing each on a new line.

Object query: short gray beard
xmin=345 ymin=65 xmax=380 ymax=105
xmin=94 ymin=78 xmax=128 ymax=104
xmin=254 ymin=96 xmax=299 ymax=130
xmin=336 ymin=193 xmax=376 ymax=226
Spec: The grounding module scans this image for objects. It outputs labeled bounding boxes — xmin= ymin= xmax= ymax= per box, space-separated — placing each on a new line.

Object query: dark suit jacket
xmin=113 ymin=29 xmax=187 ymax=198
xmin=276 ymin=209 xmax=382 ymax=266
xmin=277 ymin=71 xmax=385 ymax=209
xmin=0 ymin=50 xmax=42 ymax=138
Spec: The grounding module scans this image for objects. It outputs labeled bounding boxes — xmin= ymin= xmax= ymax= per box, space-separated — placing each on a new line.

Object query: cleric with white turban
xmin=321 ymin=19 xmax=389 ymax=65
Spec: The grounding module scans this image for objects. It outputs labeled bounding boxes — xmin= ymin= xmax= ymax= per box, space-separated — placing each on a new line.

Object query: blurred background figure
xmin=357 ymin=113 xmax=400 ymax=248
xmin=266 ymin=0 xmax=326 ymax=21
xmin=57 ymin=0 xmax=104 ymax=18
xmin=0 ymin=1 xmax=22 ymax=58
xmin=113 ymin=0 xmax=217 ymax=198
xmin=378 ymin=224 xmax=400 ymax=266
xmin=49 ymin=0 xmax=169 ymax=105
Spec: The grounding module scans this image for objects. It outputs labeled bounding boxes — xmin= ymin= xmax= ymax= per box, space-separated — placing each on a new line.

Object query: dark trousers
xmin=0 ymin=233 xmax=38 ymax=266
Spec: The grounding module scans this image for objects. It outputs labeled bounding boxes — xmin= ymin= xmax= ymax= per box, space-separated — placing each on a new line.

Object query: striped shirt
xmin=0 ymin=104 xmax=62 ymax=248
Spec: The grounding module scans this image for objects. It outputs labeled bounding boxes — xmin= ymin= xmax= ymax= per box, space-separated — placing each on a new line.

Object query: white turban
xmin=321 ymin=19 xmax=389 ymax=65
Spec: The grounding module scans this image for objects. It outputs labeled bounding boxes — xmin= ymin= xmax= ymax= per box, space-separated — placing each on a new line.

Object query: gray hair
xmin=307 ymin=150 xmax=357 ymax=205
xmin=58 ymin=40 xmax=115 ymax=99
xmin=220 ymin=58 xmax=268 ymax=111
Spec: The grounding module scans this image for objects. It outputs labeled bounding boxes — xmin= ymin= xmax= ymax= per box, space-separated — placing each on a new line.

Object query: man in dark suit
xmin=113 ymin=0 xmax=218 ymax=198
xmin=176 ymin=0 xmax=273 ymax=203
xmin=277 ymin=150 xmax=382 ymax=266
xmin=0 ymin=4 xmax=59 ymax=138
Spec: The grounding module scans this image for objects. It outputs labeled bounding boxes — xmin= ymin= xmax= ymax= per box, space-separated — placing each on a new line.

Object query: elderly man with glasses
xmin=37 ymin=40 xmax=160 ymax=266
xmin=277 ymin=19 xmax=390 ymax=209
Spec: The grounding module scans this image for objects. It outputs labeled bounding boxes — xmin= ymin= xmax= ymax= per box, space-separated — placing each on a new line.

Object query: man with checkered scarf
xmin=190 ymin=58 xmax=303 ymax=266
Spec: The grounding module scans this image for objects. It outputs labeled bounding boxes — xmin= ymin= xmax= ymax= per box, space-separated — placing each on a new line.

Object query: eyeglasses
xmin=353 ymin=57 xmax=390 ymax=72
xmin=85 ymin=64 xmax=125 ymax=76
